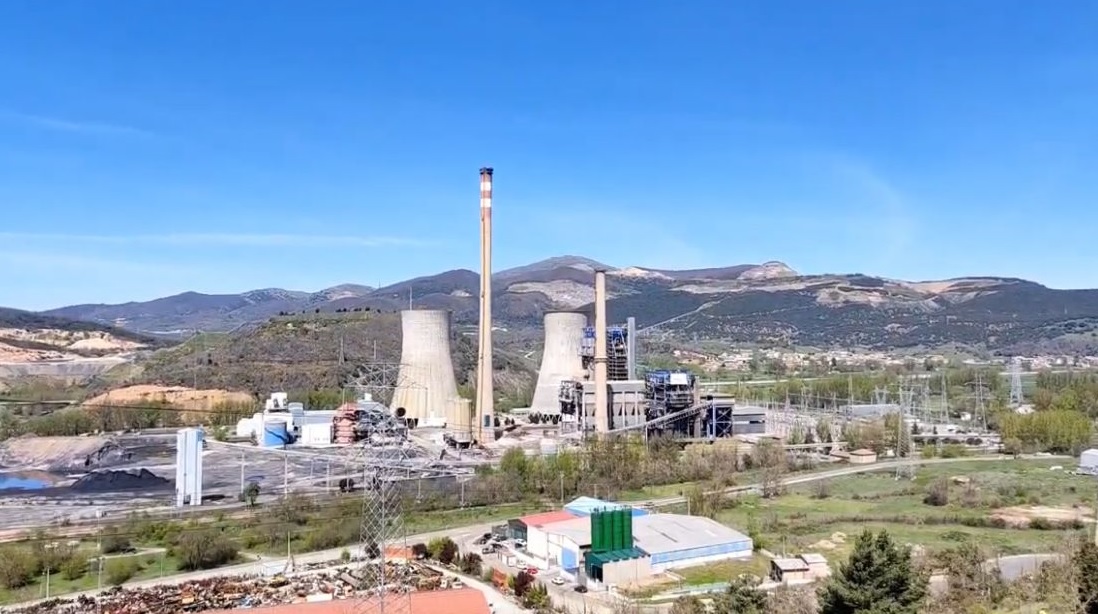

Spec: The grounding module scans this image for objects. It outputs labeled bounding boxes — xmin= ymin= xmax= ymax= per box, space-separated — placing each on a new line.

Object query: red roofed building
xmin=206 ymin=588 xmax=489 ymax=614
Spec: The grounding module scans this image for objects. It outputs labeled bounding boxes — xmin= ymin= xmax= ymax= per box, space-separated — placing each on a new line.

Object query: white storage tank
xmin=1079 ymin=449 xmax=1098 ymax=475
xmin=235 ymin=417 xmax=255 ymax=438
xmin=301 ymin=422 xmax=333 ymax=446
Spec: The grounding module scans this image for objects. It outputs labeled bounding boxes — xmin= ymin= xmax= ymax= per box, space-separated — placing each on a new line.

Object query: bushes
xmin=924 ymin=478 xmax=950 ymax=506
xmin=101 ymin=532 xmax=133 ymax=555
xmin=175 ymin=530 xmax=238 ymax=571
xmin=0 ymin=547 xmax=38 ymax=589
xmin=105 ymin=557 xmax=139 ymax=585
xmin=459 ymin=553 xmax=483 ymax=576
xmin=427 ymin=537 xmax=459 ymax=565
xmin=60 ymin=556 xmax=88 ymax=581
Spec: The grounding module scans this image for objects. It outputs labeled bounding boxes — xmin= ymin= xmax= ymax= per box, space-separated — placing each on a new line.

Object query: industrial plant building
xmin=235 ymin=392 xmax=338 ymax=448
xmin=521 ymin=499 xmax=753 ymax=586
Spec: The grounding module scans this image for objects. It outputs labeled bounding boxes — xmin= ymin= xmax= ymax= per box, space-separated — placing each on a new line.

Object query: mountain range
xmin=22 ymin=256 xmax=1098 ymax=352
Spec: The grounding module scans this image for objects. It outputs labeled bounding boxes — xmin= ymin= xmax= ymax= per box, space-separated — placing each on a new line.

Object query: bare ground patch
xmin=990 ymin=505 xmax=1093 ymax=528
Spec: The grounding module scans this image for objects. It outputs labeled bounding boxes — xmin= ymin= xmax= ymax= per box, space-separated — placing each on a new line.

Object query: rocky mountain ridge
xmin=31 ymin=257 xmax=1098 ymax=352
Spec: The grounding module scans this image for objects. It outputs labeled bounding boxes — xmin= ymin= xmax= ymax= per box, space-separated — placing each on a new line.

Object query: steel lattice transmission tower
xmin=342 ymin=365 xmax=422 ymax=614
xmin=1009 ymin=357 xmax=1024 ymax=407
xmin=355 ymin=443 xmax=414 ymax=614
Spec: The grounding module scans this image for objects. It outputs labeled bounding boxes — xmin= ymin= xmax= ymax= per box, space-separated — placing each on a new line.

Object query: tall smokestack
xmin=475 ymin=166 xmax=495 ymax=442
xmin=593 ymin=269 xmax=609 ymax=434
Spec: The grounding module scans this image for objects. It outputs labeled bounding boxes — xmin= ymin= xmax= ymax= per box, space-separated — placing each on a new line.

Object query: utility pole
xmin=96 ymin=509 xmax=103 ymax=612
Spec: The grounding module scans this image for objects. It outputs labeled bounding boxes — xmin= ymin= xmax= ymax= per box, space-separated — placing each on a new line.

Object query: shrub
xmin=60 ymin=556 xmax=88 ymax=581
xmin=459 ymin=552 xmax=483 ymax=576
xmin=101 ymin=533 xmax=133 ymax=555
xmin=105 ymin=557 xmax=139 ymax=585
xmin=0 ymin=547 xmax=37 ymax=589
xmin=940 ymin=444 xmax=967 ymax=459
xmin=176 ymin=530 xmax=238 ymax=571
xmin=411 ymin=543 xmax=428 ymax=560
xmin=924 ymin=478 xmax=950 ymax=507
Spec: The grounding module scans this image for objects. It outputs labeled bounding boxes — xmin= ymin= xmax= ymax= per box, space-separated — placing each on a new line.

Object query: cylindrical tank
xmin=539 ymin=438 xmax=558 ymax=456
xmin=262 ymin=419 xmax=291 ymax=448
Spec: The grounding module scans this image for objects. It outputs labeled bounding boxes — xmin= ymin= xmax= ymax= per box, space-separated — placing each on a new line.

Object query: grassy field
xmin=0 ymin=551 xmax=182 ymax=605
xmin=714 ymin=459 xmax=1093 ymax=563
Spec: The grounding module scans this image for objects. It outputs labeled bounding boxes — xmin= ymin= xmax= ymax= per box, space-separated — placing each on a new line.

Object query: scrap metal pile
xmin=10 ymin=562 xmax=446 ymax=614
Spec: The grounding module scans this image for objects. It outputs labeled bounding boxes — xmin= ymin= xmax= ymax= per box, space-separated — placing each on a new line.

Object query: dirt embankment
xmin=84 ymin=385 xmax=255 ymax=409
xmin=0 ymin=436 xmax=132 ymax=471
xmin=991 ymin=505 xmax=1094 ymax=528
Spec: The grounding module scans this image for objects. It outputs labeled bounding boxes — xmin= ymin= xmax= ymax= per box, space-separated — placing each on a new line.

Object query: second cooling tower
xmin=530 ymin=311 xmax=587 ymax=414
xmin=390 ymin=309 xmax=461 ymax=426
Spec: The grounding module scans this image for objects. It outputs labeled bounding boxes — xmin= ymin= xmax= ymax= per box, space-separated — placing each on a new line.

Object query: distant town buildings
xmin=666 ymin=347 xmax=1098 ymax=377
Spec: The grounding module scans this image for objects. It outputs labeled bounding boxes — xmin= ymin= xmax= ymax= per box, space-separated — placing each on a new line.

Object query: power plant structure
xmin=530 ymin=311 xmax=587 ymax=414
xmin=390 ymin=309 xmax=462 ymax=429
xmin=549 ymin=270 xmax=766 ymax=440
xmin=475 ymin=166 xmax=495 ymax=442
xmin=175 ymin=427 xmax=203 ymax=507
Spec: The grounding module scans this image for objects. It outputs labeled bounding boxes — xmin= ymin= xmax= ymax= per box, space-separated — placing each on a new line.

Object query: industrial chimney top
xmin=479 ymin=167 xmax=494 ymax=176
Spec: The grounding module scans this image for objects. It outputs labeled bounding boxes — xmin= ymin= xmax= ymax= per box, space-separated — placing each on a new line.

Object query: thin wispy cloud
xmin=0 ymin=250 xmax=189 ymax=275
xmin=0 ymin=110 xmax=155 ymax=138
xmin=0 ymin=232 xmax=434 ymax=248
xmin=809 ymin=153 xmax=919 ymax=266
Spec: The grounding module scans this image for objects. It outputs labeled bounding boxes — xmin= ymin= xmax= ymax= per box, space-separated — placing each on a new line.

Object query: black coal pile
xmin=70 ymin=468 xmax=171 ymax=493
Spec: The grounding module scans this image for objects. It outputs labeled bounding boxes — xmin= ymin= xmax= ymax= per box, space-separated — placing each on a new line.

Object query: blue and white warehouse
xmin=541 ymin=511 xmax=753 ymax=578
xmin=632 ymin=514 xmax=753 ymax=571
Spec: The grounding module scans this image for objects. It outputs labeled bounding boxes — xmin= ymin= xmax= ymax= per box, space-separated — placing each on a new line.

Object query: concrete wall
xmin=602 ymin=555 xmax=653 ymax=586
xmin=547 ymin=533 xmax=582 ymax=571
xmin=527 ymin=524 xmax=553 ymax=560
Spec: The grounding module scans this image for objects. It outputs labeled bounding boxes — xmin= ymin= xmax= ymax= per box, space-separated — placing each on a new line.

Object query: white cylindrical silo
xmin=530 ymin=311 xmax=587 ymax=414
xmin=390 ymin=309 xmax=461 ymax=424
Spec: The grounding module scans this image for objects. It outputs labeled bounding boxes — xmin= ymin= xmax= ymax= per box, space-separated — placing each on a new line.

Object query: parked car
xmin=574 ymin=585 xmax=588 ymax=593
xmin=551 ymin=577 xmax=565 ymax=586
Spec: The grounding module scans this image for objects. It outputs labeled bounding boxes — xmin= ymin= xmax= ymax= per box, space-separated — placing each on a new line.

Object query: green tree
xmin=1076 ymin=540 xmax=1098 ymax=614
xmin=711 ymin=576 xmax=767 ymax=613
xmin=243 ymin=482 xmax=261 ymax=507
xmin=819 ymin=529 xmax=927 ymax=614
xmin=669 ymin=595 xmax=707 ymax=614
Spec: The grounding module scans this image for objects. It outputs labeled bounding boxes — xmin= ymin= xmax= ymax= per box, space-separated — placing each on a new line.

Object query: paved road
xmin=3 ymin=454 xmax=1069 ymax=611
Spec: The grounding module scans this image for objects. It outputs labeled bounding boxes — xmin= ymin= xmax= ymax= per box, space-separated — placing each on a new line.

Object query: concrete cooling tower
xmin=390 ymin=309 xmax=461 ymax=426
xmin=530 ymin=311 xmax=587 ymax=414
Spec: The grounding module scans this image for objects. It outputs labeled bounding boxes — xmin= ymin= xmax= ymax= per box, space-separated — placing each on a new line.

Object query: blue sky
xmin=1 ymin=0 xmax=1095 ymax=310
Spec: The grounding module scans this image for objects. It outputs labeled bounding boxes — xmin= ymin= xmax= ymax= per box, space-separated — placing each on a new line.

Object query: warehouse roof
xmin=564 ymin=496 xmax=647 ymax=517
xmin=632 ymin=514 xmax=752 ymax=556
xmin=519 ymin=510 xmax=577 ymax=527
xmin=206 ymin=588 xmax=489 ymax=614
xmin=542 ymin=516 xmax=594 ymax=546
xmin=542 ymin=512 xmax=752 ymax=555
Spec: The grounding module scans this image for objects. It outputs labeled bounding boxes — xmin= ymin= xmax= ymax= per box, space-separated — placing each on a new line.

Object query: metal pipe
xmin=594 ymin=269 xmax=609 ymax=434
